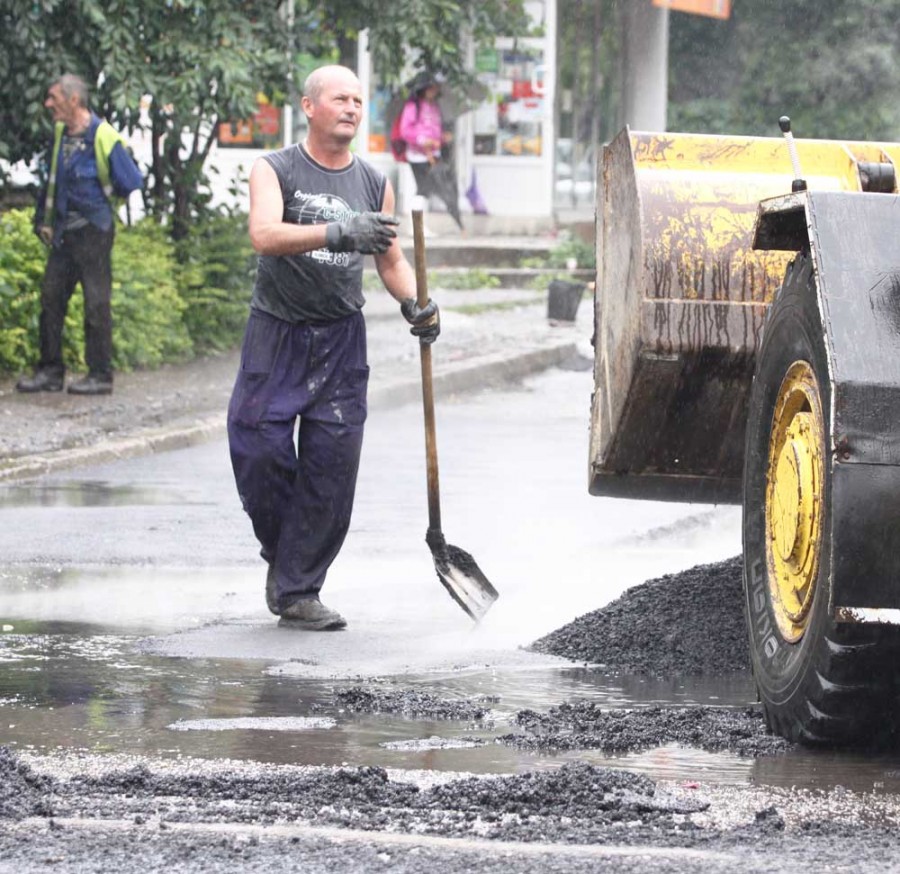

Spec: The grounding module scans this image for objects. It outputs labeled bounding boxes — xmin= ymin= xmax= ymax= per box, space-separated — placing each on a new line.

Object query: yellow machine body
xmin=589 ymin=127 xmax=900 ymax=502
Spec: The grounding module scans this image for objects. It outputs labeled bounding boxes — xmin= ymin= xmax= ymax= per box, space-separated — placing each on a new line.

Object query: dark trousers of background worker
xmin=227 ymin=308 xmax=369 ymax=612
xmin=39 ymin=223 xmax=115 ymax=379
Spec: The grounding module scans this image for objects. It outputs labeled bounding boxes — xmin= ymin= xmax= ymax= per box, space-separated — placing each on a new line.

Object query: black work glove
xmin=325 ymin=212 xmax=398 ymax=254
xmin=400 ymin=298 xmax=440 ymax=344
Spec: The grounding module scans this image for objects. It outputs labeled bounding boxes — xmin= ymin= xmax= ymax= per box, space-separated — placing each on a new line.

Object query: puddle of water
xmin=0 ymin=480 xmax=208 ymax=509
xmin=169 ymin=716 xmax=337 ymax=732
xmin=0 ymin=568 xmax=258 ymax=634
xmin=3 ymin=619 xmax=900 ymax=794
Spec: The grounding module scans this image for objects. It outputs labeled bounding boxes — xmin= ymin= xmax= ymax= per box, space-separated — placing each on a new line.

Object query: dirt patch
xmin=499 ymin=703 xmax=790 ymax=757
xmin=529 ymin=556 xmax=749 ymax=676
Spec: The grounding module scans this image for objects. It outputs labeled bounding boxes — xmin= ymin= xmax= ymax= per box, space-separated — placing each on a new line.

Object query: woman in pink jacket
xmin=397 ymin=72 xmax=463 ymax=230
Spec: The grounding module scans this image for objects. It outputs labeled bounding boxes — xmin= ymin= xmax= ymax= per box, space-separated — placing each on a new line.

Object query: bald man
xmin=227 ymin=65 xmax=439 ymax=630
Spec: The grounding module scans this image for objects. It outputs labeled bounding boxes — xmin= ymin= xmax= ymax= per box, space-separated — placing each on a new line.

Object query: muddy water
xmin=3 ymin=618 xmax=900 ymax=795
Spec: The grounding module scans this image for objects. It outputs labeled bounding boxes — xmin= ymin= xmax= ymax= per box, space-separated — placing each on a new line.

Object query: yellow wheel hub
xmin=765 ymin=361 xmax=825 ymax=643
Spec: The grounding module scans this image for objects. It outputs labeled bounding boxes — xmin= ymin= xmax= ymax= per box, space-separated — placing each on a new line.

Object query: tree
xmin=0 ymin=0 xmax=529 ymax=239
xmin=668 ymin=0 xmax=900 ymax=141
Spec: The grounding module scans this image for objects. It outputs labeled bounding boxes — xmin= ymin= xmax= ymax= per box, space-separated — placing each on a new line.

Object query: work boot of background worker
xmin=16 ymin=366 xmax=65 ymax=393
xmin=67 ymin=372 xmax=113 ymax=395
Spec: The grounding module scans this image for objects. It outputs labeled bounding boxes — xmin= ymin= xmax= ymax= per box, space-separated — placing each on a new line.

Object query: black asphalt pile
xmin=0 ymin=746 xmax=54 ymax=819
xmin=529 ymin=555 xmax=749 ymax=675
xmin=329 ymin=687 xmax=497 ymax=721
xmin=500 ymin=703 xmax=790 ymax=757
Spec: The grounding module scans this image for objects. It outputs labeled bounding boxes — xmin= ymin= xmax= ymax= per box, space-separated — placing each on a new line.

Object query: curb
xmin=0 ymin=341 xmax=577 ymax=483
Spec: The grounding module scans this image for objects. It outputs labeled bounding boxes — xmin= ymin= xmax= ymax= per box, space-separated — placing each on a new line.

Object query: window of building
xmin=473 ymin=40 xmax=546 ymax=158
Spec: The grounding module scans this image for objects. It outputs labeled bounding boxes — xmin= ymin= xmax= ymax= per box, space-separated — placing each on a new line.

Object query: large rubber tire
xmin=742 ymin=253 xmax=896 ymax=746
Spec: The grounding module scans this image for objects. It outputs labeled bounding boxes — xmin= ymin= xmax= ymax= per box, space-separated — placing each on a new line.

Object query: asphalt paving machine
xmin=590 ymin=123 xmax=900 ymax=745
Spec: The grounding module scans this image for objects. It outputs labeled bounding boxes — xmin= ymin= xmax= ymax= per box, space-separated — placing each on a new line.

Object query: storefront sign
xmin=218 ymin=94 xmax=282 ymax=149
xmin=652 ymin=0 xmax=731 ymax=19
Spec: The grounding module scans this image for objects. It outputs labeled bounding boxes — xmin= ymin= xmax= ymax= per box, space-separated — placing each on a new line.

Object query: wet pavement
xmin=4 ymin=368 xmax=900 ymax=791
xmin=5 ymin=349 xmax=900 ymax=868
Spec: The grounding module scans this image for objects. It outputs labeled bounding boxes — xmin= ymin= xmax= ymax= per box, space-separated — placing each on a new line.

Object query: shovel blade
xmin=433 ymin=542 xmax=499 ymax=622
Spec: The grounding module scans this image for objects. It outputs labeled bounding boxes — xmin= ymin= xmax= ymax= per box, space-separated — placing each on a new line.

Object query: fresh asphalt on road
xmin=6 ymin=362 xmax=900 ymax=871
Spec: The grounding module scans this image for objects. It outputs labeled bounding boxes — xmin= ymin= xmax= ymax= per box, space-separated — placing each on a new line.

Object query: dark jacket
xmin=35 ymin=113 xmax=143 ymax=241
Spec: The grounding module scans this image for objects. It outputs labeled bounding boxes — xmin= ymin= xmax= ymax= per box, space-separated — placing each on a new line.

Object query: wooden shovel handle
xmin=412 ymin=211 xmax=442 ymax=534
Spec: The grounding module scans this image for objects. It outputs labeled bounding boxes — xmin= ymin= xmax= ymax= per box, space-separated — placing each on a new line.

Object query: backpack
xmin=389 ymin=111 xmax=407 ymax=162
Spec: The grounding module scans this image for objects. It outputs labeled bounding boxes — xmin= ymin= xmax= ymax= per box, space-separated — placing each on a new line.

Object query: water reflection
xmin=3 ymin=619 xmax=900 ymax=793
xmin=0 ymin=480 xmax=208 ymax=509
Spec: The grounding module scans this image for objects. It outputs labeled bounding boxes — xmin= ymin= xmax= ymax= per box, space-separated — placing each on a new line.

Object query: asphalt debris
xmin=528 ymin=555 xmax=749 ymax=676
xmin=0 ymin=745 xmax=53 ymax=820
xmin=4 ymin=747 xmax=719 ymax=848
xmin=329 ymin=687 xmax=497 ymax=722
xmin=499 ymin=703 xmax=791 ymax=757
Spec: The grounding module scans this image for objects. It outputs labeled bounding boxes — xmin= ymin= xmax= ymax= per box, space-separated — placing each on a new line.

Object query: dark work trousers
xmin=40 ymin=223 xmax=115 ymax=377
xmin=227 ymin=308 xmax=369 ymax=609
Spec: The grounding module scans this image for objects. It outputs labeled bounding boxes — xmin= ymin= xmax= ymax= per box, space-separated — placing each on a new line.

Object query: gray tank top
xmin=251 ymin=144 xmax=387 ymax=323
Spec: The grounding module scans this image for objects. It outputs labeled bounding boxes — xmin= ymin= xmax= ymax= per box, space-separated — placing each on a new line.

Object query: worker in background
xmin=17 ymin=73 xmax=143 ymax=396
xmin=227 ymin=64 xmax=440 ymax=631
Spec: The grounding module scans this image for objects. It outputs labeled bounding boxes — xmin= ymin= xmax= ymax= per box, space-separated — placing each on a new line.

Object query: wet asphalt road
xmin=4 ymin=366 xmax=900 ymax=870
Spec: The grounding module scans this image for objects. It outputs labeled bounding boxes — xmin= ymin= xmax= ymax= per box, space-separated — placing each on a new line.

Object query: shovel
xmin=411 ymin=210 xmax=499 ymax=622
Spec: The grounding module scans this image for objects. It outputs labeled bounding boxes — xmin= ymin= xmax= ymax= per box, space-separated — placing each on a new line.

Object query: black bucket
xmin=547 ymin=280 xmax=585 ymax=323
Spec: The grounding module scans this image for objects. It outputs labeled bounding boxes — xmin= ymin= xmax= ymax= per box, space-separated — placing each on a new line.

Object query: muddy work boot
xmin=265 ymin=565 xmax=280 ymax=616
xmin=68 ymin=373 xmax=113 ymax=395
xmin=278 ymin=597 xmax=347 ymax=631
xmin=16 ymin=368 xmax=64 ymax=393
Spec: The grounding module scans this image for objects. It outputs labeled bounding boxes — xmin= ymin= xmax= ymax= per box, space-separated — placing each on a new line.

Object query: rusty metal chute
xmin=589 ymin=127 xmax=900 ymax=503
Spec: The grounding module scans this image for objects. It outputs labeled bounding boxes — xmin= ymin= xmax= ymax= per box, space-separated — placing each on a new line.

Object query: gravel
xmin=327 ymin=687 xmax=498 ymax=722
xmin=9 ymin=746 xmax=900 ymax=871
xmin=528 ymin=556 xmax=749 ymax=675
xmin=499 ymin=703 xmax=791 ymax=756
xmin=0 ymin=746 xmax=53 ymax=820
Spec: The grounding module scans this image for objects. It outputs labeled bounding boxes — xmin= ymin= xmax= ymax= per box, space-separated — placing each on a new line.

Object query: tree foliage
xmin=668 ymin=0 xmax=900 ymax=140
xmin=0 ymin=0 xmax=529 ymax=238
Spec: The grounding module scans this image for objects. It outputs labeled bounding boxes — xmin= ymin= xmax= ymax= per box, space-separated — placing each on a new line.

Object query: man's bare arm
xmin=248 ymin=158 xmax=329 ymax=256
xmin=373 ymin=180 xmax=418 ymax=302
xmin=375 ymin=181 xmax=440 ymax=344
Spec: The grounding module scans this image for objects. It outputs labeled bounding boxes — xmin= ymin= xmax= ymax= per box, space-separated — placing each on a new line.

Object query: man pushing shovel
xmin=227 ymin=64 xmax=439 ymax=630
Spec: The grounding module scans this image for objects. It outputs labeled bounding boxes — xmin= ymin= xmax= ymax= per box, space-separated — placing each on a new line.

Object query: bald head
xmin=300 ymin=65 xmax=364 ymax=158
xmin=303 ymin=65 xmax=360 ymax=105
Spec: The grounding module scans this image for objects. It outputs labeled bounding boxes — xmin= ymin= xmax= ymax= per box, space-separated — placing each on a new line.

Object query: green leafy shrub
xmin=520 ymin=232 xmax=596 ymax=271
xmin=0 ymin=211 xmax=192 ymax=373
xmin=545 ymin=232 xmax=596 ymax=270
xmin=175 ymin=211 xmax=255 ymax=354
xmin=0 ymin=209 xmax=44 ymax=372
xmin=428 ymin=269 xmax=501 ymax=290
xmin=61 ymin=219 xmax=193 ymax=371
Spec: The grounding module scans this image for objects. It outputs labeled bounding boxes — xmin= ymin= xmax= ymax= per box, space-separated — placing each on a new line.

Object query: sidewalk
xmin=0 ymin=285 xmax=593 ymax=482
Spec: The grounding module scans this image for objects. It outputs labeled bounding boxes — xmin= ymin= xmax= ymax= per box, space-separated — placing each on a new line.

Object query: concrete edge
xmin=0 ymin=341 xmax=577 ymax=484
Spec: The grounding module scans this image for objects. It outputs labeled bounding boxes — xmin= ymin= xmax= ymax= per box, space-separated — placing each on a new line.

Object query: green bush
xmin=0 ymin=210 xmax=194 ymax=373
xmin=175 ymin=211 xmax=255 ymax=354
xmin=112 ymin=221 xmax=193 ymax=369
xmin=0 ymin=209 xmax=44 ymax=372
xmin=520 ymin=232 xmax=596 ymax=271
xmin=429 ymin=269 xmax=500 ymax=290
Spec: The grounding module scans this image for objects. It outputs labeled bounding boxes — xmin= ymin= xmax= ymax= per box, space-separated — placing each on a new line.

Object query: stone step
xmin=365 ymin=265 xmax=593 ymax=291
xmin=394 ymin=232 xmax=558 ymax=268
